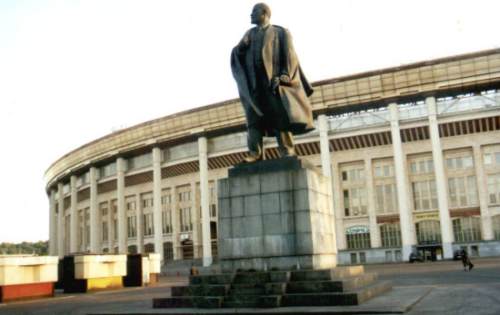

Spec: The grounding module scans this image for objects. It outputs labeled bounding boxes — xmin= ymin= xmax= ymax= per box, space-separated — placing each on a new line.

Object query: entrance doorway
xmin=416 ymin=245 xmax=443 ymax=261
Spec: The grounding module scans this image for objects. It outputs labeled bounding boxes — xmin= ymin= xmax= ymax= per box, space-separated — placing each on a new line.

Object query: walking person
xmin=461 ymin=249 xmax=474 ymax=271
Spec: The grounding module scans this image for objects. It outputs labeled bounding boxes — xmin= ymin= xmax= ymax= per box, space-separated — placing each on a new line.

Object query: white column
xmin=318 ymin=115 xmax=332 ymax=178
xmin=116 ymin=157 xmax=127 ymax=253
xmin=89 ymin=167 xmax=100 ymax=253
xmin=426 ymin=96 xmax=454 ymax=259
xmin=365 ymin=158 xmax=381 ymax=248
xmin=473 ymin=144 xmax=493 ymax=240
xmin=49 ymin=189 xmax=57 ymax=256
xmin=332 ymin=162 xmax=346 ymax=250
xmin=198 ymin=136 xmax=212 ymax=266
xmin=152 ymin=147 xmax=164 ymax=262
xmin=70 ymin=175 xmax=78 ymax=253
xmin=136 ymin=194 xmax=144 ymax=253
xmin=171 ymin=188 xmax=180 ymax=259
xmin=191 ymin=181 xmax=201 ymax=259
xmin=318 ymin=114 xmax=338 ymax=254
xmin=389 ymin=103 xmax=415 ymax=261
xmin=57 ymin=183 xmax=65 ymax=257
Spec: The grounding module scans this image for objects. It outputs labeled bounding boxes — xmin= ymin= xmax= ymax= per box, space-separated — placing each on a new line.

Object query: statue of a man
xmin=231 ymin=3 xmax=315 ymax=163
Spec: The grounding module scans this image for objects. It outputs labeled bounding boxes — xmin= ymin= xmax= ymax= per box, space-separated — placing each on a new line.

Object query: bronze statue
xmin=231 ymin=3 xmax=315 ymax=163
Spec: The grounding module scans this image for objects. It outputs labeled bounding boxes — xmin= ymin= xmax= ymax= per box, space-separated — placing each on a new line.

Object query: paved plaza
xmin=0 ymin=258 xmax=499 ymax=315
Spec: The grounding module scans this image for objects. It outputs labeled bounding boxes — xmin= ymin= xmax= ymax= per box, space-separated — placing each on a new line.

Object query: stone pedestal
xmin=217 ymin=157 xmax=337 ymax=272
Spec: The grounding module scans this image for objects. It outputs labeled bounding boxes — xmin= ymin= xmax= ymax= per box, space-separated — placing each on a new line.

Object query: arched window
xmin=345 ymin=226 xmax=371 ymax=249
xmin=452 ymin=217 xmax=482 ymax=242
xmin=416 ymin=220 xmax=441 ymax=245
xmin=380 ymin=223 xmax=401 ymax=247
xmin=493 ymin=216 xmax=500 ymax=240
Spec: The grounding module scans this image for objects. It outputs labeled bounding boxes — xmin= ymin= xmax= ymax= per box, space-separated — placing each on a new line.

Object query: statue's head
xmin=251 ymin=3 xmax=271 ymax=26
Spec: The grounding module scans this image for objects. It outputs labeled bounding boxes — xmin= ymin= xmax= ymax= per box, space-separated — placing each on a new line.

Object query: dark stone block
xmin=223 ymin=294 xmax=261 ymax=308
xmin=192 ymin=296 xmax=224 ymax=308
xmin=189 ymin=274 xmax=234 ymax=285
xmin=171 ymin=284 xmax=229 ymax=297
xmin=123 ymin=254 xmax=143 ymax=287
xmin=153 ymin=297 xmax=194 ymax=308
xmin=265 ymin=283 xmax=286 ymax=295
xmin=269 ymin=271 xmax=290 ymax=283
xmin=229 ymin=156 xmax=318 ymax=177
xmin=259 ymin=295 xmax=281 ymax=308
xmin=61 ymin=256 xmax=88 ymax=293
xmin=281 ymin=281 xmax=393 ymax=307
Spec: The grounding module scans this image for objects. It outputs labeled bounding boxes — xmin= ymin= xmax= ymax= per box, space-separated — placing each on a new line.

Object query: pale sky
xmin=0 ymin=0 xmax=499 ymax=243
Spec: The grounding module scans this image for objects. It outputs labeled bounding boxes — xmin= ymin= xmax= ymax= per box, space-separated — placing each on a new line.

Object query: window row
xmin=344 ymin=217 xmax=486 ymax=250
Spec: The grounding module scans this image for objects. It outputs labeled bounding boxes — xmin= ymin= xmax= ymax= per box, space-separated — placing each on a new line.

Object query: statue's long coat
xmin=231 ymin=25 xmax=314 ymax=135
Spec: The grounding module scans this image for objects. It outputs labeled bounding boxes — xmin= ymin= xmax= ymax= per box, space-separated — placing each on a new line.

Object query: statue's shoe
xmin=243 ymin=154 xmax=263 ymax=163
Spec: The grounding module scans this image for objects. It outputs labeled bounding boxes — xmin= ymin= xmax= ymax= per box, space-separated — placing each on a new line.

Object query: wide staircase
xmin=153 ymin=266 xmax=391 ymax=308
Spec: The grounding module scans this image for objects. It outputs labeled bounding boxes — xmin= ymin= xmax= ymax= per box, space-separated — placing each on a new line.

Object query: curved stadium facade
xmin=46 ymin=49 xmax=500 ymax=265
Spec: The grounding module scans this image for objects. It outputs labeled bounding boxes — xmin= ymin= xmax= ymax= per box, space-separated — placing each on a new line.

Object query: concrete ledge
xmin=75 ymin=255 xmax=127 ymax=279
xmin=0 ymin=255 xmax=58 ymax=286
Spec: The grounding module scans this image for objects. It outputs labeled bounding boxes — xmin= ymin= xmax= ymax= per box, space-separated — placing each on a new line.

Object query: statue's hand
xmin=279 ymin=74 xmax=291 ymax=85
xmin=271 ymin=74 xmax=291 ymax=93
xmin=271 ymin=76 xmax=280 ymax=93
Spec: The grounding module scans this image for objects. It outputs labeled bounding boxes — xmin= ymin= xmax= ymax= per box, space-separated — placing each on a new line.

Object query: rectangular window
xmin=99 ymin=162 xmax=117 ymax=178
xmin=343 ymin=187 xmax=367 ymax=217
xmin=127 ymin=153 xmax=152 ymax=170
xmin=113 ymin=218 xmax=118 ymax=241
xmin=412 ymin=180 xmax=438 ymax=211
xmin=127 ymin=216 xmax=137 ymax=238
xmin=162 ymin=210 xmax=172 ymax=234
xmin=210 ymin=204 xmax=217 ymax=218
xmin=102 ymin=221 xmax=108 ymax=242
xmin=142 ymin=196 xmax=153 ymax=208
xmin=161 ymin=195 xmax=171 ymax=205
xmin=126 ymin=201 xmax=136 ymax=211
xmin=448 ymin=176 xmax=478 ymax=208
xmin=487 ymin=174 xmax=500 ymax=205
xmin=359 ymin=252 xmax=366 ymax=263
xmin=350 ymin=253 xmax=357 ymax=264
xmin=178 ymin=191 xmax=191 ymax=202
xmin=143 ymin=213 xmax=154 ymax=236
xmin=375 ymin=183 xmax=398 ymax=214
xmin=180 ymin=207 xmax=193 ymax=232
xmin=410 ymin=156 xmax=434 ymax=174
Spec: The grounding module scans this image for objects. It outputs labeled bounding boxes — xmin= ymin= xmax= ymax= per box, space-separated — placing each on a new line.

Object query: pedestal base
xmin=218 ymin=157 xmax=337 ymax=272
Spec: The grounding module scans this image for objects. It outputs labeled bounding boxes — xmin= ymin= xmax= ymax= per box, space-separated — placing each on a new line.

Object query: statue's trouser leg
xmin=276 ymin=131 xmax=296 ymax=157
xmin=247 ymin=127 xmax=264 ymax=159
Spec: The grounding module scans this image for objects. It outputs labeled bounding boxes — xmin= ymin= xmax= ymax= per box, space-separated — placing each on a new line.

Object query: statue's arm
xmin=235 ymin=30 xmax=251 ymax=54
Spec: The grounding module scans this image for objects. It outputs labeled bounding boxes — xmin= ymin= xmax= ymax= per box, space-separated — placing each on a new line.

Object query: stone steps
xmin=281 ymin=281 xmax=393 ymax=307
xmin=222 ymin=295 xmax=281 ymax=308
xmin=153 ymin=267 xmax=392 ymax=309
xmin=290 ymin=266 xmax=365 ymax=282
xmin=189 ymin=274 xmax=233 ymax=285
xmin=153 ymin=296 xmax=223 ymax=309
xmin=171 ymin=284 xmax=230 ymax=297
xmin=285 ymin=273 xmax=378 ymax=294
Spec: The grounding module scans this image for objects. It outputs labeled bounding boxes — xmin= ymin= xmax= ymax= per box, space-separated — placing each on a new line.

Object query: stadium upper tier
xmin=45 ymin=49 xmax=500 ymax=191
